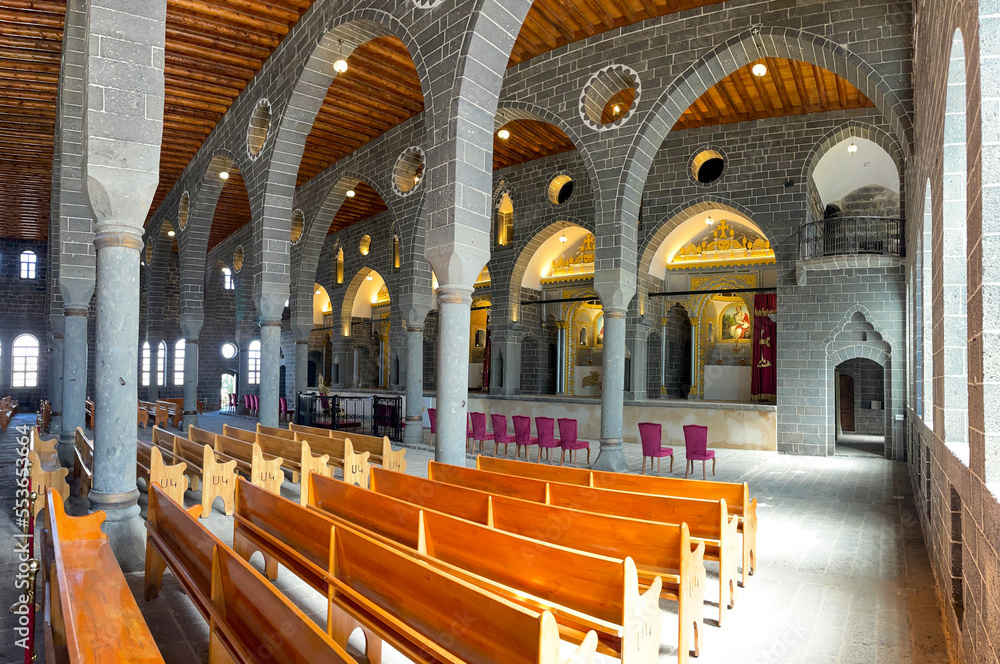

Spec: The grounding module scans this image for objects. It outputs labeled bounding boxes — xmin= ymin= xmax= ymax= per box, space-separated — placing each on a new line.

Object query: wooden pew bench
xmin=41 ymin=488 xmax=165 ymax=663
xmin=228 ymin=424 xmax=334 ymax=504
xmin=137 ymin=439 xmax=188 ymax=506
xmin=156 ymin=399 xmax=183 ymax=429
xmin=428 ymin=461 xmax=738 ymax=626
xmin=189 ymin=425 xmax=284 ymax=495
xmin=151 ymin=426 xmax=238 ymax=517
xmin=138 ymin=400 xmax=158 ymax=428
xmin=72 ymin=427 xmax=94 ymax=499
xmin=37 ymin=399 xmax=51 ymax=433
xmin=230 ymin=478 xmax=598 ymax=664
xmin=370 ymin=468 xmax=706 ymax=662
xmin=288 ymin=422 xmax=407 ymax=473
xmin=29 ymin=427 xmax=69 ymax=517
xmin=300 ymin=475 xmax=663 ymax=663
xmin=479 ymin=455 xmax=758 ymax=586
xmin=293 ymin=430 xmax=371 ymax=492
xmin=143 ymin=484 xmax=355 ymax=664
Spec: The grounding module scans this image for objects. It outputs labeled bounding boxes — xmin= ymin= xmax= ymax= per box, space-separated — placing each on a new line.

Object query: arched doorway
xmin=834 ymin=357 xmax=886 ymax=456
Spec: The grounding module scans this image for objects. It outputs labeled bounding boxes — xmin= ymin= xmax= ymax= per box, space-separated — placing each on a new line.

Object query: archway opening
xmin=341 ymin=268 xmax=390 ymax=390
xmin=207 ymin=159 xmax=250 ymax=252
xmin=834 ymin=358 xmax=886 ymax=456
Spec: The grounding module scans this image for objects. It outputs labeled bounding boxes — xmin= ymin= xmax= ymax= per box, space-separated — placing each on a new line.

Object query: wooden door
xmin=839 ymin=375 xmax=855 ymax=432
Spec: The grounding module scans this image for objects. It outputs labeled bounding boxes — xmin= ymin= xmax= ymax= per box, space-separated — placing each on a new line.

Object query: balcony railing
xmin=799 ymin=216 xmax=905 ymax=260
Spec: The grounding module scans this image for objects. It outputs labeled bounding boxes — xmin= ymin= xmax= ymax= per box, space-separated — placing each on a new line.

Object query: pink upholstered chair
xmin=466 ymin=413 xmax=474 ymax=452
xmin=427 ymin=408 xmax=436 ymax=446
xmin=535 ymin=416 xmax=558 ymax=462
xmin=491 ymin=413 xmax=511 ymax=457
xmin=279 ymin=397 xmax=288 ymax=423
xmin=243 ymin=394 xmax=251 ymax=416
xmin=250 ymin=394 xmax=260 ymax=418
xmin=469 ymin=412 xmax=493 ymax=455
xmin=512 ymin=415 xmax=537 ymax=459
xmin=638 ymin=422 xmax=673 ymax=475
xmin=683 ymin=424 xmax=715 ymax=479
xmin=557 ymin=418 xmax=590 ymax=467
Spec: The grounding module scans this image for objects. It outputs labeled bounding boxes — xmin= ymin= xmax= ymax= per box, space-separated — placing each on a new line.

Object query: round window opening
xmin=247 ymin=100 xmax=271 ymax=158
xmin=290 ymin=209 xmax=304 ymax=243
xmin=178 ymin=192 xmax=190 ymax=229
xmin=580 ymin=65 xmax=641 ymax=131
xmin=233 ymin=245 xmax=245 ymax=272
xmin=221 ymin=343 xmax=238 ymax=359
xmin=548 ymin=174 xmax=574 ymax=205
xmin=692 ymin=149 xmax=726 ymax=184
xmin=359 ymin=235 xmax=371 ymax=256
xmin=392 ymin=147 xmax=425 ymax=196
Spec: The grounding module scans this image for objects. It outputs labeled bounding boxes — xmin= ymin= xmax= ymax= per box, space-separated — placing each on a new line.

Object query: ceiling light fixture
xmin=705 ymin=215 xmax=715 ymax=225
xmin=219 ymin=171 xmax=229 ymax=180
xmin=315 ymin=289 xmax=321 ymax=295
xmin=559 ymin=233 xmax=568 ymax=243
xmin=366 ymin=275 xmax=373 ymax=281
xmin=612 ymin=104 xmax=622 ymax=116
xmin=848 ymin=141 xmax=858 ymax=155
xmin=497 ymin=128 xmax=510 ymax=140
xmin=167 ymin=230 xmax=175 ymax=237
xmin=413 ymin=175 xmax=420 ymax=184
xmin=346 ymin=189 xmax=356 ymax=198
xmin=751 ymin=63 xmax=767 ymax=77
xmin=333 ymin=39 xmax=348 ymax=74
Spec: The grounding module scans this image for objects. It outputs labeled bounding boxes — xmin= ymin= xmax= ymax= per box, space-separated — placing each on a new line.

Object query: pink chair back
xmin=243 ymin=394 xmax=251 ymax=412
xmin=638 ymin=422 xmax=663 ymax=456
xmin=470 ymin=412 xmax=489 ymax=439
xmin=428 ymin=408 xmax=436 ymax=434
xmin=536 ymin=417 xmax=558 ymax=449
xmin=251 ymin=395 xmax=259 ymax=413
xmin=557 ymin=418 xmax=587 ymax=451
xmin=490 ymin=413 xmax=509 ymax=444
xmin=279 ymin=397 xmax=287 ymax=415
xmin=683 ymin=425 xmax=709 ymax=457
xmin=512 ymin=415 xmax=532 ymax=445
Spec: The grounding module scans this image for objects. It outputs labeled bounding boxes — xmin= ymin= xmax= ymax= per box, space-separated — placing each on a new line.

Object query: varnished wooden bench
xmin=426 ymin=461 xmax=739 ymax=626
xmin=143 ymin=484 xmax=355 ymax=664
xmin=42 ymin=488 xmax=165 ymax=663
xmin=137 ymin=439 xmax=188 ymax=506
xmin=37 ymin=399 xmax=51 ymax=433
xmin=138 ymin=400 xmax=158 ymax=428
xmin=151 ymin=426 xmax=238 ymax=517
xmin=293 ymin=430 xmax=372 ymax=492
xmin=370 ymin=468 xmax=706 ymax=662
xmin=189 ymin=425 xmax=285 ymax=495
xmin=480 ymin=455 xmax=758 ymax=586
xmin=304 ymin=474 xmax=663 ymax=663
xmin=289 ymin=422 xmax=407 ymax=472
xmin=84 ymin=398 xmax=95 ymax=430
xmin=156 ymin=399 xmax=183 ymax=428
xmin=72 ymin=427 xmax=94 ymax=499
xmin=29 ymin=427 xmax=69 ymax=517
xmin=230 ymin=478 xmax=598 ymax=664
xmin=229 ymin=424 xmax=335 ymax=504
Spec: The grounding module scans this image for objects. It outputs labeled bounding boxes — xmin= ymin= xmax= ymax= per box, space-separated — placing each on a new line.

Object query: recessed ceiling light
xmin=346 ymin=189 xmax=356 ymax=197
xmin=219 ymin=171 xmax=229 ymax=180
xmin=752 ymin=63 xmax=767 ymax=77
xmin=497 ymin=128 xmax=510 ymax=140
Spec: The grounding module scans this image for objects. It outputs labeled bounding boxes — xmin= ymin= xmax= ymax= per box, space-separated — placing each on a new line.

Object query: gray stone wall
xmin=0 ymin=239 xmax=49 ymax=409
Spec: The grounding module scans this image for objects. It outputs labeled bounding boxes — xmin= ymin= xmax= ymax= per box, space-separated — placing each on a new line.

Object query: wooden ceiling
xmin=208 ymin=167 xmax=251 ymax=251
xmin=327 ymin=182 xmax=387 ymax=235
xmin=494 ymin=119 xmax=576 ymax=171
xmin=673 ymin=58 xmax=874 ymax=131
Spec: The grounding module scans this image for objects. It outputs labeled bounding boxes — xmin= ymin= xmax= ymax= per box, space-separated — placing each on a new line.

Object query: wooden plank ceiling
xmin=208 ymin=167 xmax=251 ymax=251
xmin=673 ymin=58 xmax=874 ymax=131
xmin=327 ymin=182 xmax=387 ymax=235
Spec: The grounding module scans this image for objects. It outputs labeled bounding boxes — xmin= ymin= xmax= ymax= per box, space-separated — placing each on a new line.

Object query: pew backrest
xmin=257 ymin=423 xmax=294 ymax=439
xmin=370 ymin=467 xmax=493 ymax=525
xmin=429 ymin=460 xmax=549 ymax=502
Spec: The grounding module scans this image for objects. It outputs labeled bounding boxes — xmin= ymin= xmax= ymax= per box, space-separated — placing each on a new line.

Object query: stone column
xmin=627 ymin=327 xmax=648 ymax=401
xmin=59 ymin=305 xmax=90 ymax=466
xmin=403 ymin=324 xmax=425 ymax=446
xmin=291 ymin=320 xmax=311 ymax=424
xmin=48 ymin=314 xmax=65 ymax=436
xmin=594 ymin=309 xmax=629 ymax=472
xmin=180 ymin=314 xmax=202 ymax=428
xmin=81 ymin=0 xmax=166 ymax=570
xmin=434 ymin=286 xmax=474 ymax=465
xmin=660 ymin=316 xmax=668 ymax=396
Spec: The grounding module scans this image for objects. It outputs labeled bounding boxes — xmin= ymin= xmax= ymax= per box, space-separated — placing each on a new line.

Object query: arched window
xmin=496 ymin=192 xmax=513 ymax=247
xmin=174 ymin=339 xmax=185 ymax=386
xmin=20 ymin=251 xmax=36 ymax=279
xmin=393 ymin=235 xmax=400 ymax=272
xmin=336 ymin=248 xmax=344 ymax=284
xmin=12 ymin=334 xmax=39 ymax=387
xmin=157 ymin=340 xmax=167 ymax=386
xmin=222 ymin=267 xmax=234 ymax=290
xmin=141 ymin=341 xmax=151 ymax=386
xmin=248 ymin=340 xmax=261 ymax=385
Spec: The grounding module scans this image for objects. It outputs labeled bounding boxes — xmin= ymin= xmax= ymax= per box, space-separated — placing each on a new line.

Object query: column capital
xmin=405 ymin=325 xmax=424 ymax=334
xmin=94 ymin=228 xmax=144 ymax=250
xmin=65 ymin=307 xmax=88 ymax=317
xmin=436 ymin=284 xmax=473 ymax=306
xmin=604 ymin=308 xmax=627 ymax=319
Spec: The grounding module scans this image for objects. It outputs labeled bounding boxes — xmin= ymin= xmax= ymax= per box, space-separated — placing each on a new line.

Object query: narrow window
xmin=222 ymin=267 xmax=234 ymax=290
xmin=496 ymin=192 xmax=513 ymax=247
xmin=336 ymin=248 xmax=344 ymax=284
xmin=157 ymin=340 xmax=167 ymax=386
xmin=141 ymin=341 xmax=151 ymax=386
xmin=174 ymin=339 xmax=185 ymax=386
xmin=20 ymin=251 xmax=36 ymax=279
xmin=248 ymin=340 xmax=261 ymax=385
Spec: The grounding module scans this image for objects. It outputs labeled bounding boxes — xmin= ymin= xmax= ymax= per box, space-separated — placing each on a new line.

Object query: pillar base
xmin=49 ymin=414 xmax=63 ymax=438
xmin=592 ymin=439 xmax=629 ymax=473
xmin=88 ymin=489 xmax=144 ymax=572
xmin=403 ymin=416 xmax=424 ymax=446
xmin=182 ymin=412 xmax=199 ymax=430
xmin=57 ymin=433 xmax=77 ymax=468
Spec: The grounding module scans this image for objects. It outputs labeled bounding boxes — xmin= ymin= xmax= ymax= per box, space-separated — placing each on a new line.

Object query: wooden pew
xmin=29 ymin=427 xmax=69 ymax=517
xmin=294 ymin=430 xmax=372 ymax=490
xmin=151 ymin=426 xmax=238 ymax=517
xmin=84 ymin=398 xmax=94 ymax=430
xmin=137 ymin=439 xmax=188 ymax=506
xmin=143 ymin=484 xmax=355 ymax=664
xmin=231 ymin=479 xmax=598 ymax=664
xmin=288 ymin=421 xmax=407 ymax=472
xmin=189 ymin=425 xmax=284 ymax=496
xmin=479 ymin=455 xmax=759 ymax=586
xmin=72 ymin=427 xmax=94 ymax=499
xmin=37 ymin=399 xmax=51 ymax=433
xmin=138 ymin=399 xmax=158 ymax=428
xmin=370 ymin=468 xmax=706 ymax=661
xmin=157 ymin=399 xmax=183 ymax=428
xmin=426 ymin=462 xmax=739 ymax=626
xmin=41 ymin=488 xmax=165 ymax=663
xmin=303 ymin=475 xmax=662 ymax=663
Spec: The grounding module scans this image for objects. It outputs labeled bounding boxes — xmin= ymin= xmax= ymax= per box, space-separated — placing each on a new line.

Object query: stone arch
xmin=800 ymin=120 xmax=906 ymax=223
xmin=827 ymin=343 xmax=892 ymax=457
xmin=821 ymin=305 xmax=897 ymax=351
xmin=339 ymin=266 xmax=394 ymax=338
xmin=621 ymin=27 xmax=913 ymax=250
xmin=507 ymin=217 xmax=595 ymax=324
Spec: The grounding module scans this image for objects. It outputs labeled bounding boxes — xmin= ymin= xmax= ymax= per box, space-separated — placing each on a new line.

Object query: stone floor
xmin=0 ymin=412 xmax=953 ymax=663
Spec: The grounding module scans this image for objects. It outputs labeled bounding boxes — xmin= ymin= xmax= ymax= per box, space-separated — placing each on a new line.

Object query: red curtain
xmin=751 ymin=293 xmax=776 ymax=403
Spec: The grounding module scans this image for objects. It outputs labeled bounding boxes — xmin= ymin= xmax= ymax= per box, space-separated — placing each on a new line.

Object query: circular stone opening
xmin=359 ymin=235 xmax=371 ymax=256
xmin=580 ymin=65 xmax=641 ymax=130
xmin=547 ymin=174 xmax=574 ymax=205
xmin=247 ymin=100 xmax=271 ymax=158
xmin=392 ymin=147 xmax=425 ymax=196
xmin=222 ymin=342 xmax=237 ymax=359
xmin=691 ymin=149 xmax=726 ymax=184
xmin=233 ymin=246 xmax=244 ymax=272
xmin=290 ymin=209 xmax=304 ymax=243
xmin=178 ymin=192 xmax=190 ymax=229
